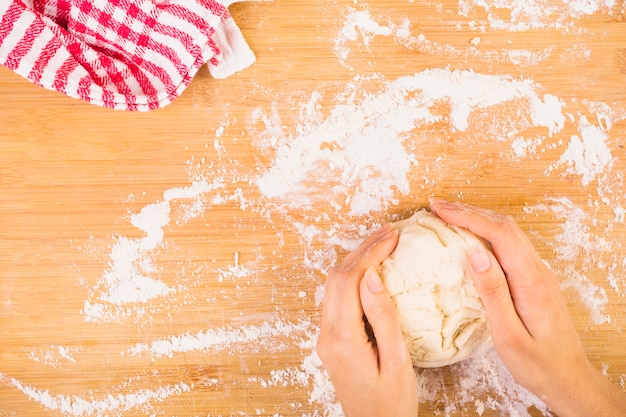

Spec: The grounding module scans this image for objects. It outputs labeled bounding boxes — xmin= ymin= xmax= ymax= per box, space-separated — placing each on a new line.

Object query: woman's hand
xmin=317 ymin=224 xmax=418 ymax=417
xmin=430 ymin=199 xmax=626 ymax=417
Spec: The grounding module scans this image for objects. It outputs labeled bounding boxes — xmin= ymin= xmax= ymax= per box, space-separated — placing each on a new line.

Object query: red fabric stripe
xmin=27 ymin=35 xmax=61 ymax=84
xmin=52 ymin=54 xmax=79 ymax=92
xmin=76 ymin=73 xmax=92 ymax=99
xmin=0 ymin=0 xmax=23 ymax=46
xmin=2 ymin=0 xmax=247 ymax=111
xmin=200 ymin=0 xmax=229 ymax=19
xmin=100 ymin=86 xmax=116 ymax=109
xmin=124 ymin=4 xmax=205 ymax=76
xmin=159 ymin=4 xmax=222 ymax=58
xmin=3 ymin=17 xmax=45 ymax=70
xmin=30 ymin=0 xmax=47 ymax=16
xmin=68 ymin=1 xmax=189 ymax=92
xmin=55 ymin=0 xmax=71 ymax=28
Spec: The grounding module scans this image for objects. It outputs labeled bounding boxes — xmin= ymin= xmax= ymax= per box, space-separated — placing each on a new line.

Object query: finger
xmin=320 ymin=225 xmax=399 ymax=337
xmin=338 ymin=224 xmax=397 ymax=276
xmin=430 ymin=198 xmax=543 ymax=283
xmin=359 ymin=268 xmax=412 ymax=374
xmin=433 ymin=198 xmax=558 ymax=338
xmin=467 ymin=247 xmax=531 ymax=344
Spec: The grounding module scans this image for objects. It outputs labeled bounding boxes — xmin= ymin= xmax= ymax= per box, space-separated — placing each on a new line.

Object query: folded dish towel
xmin=0 ymin=0 xmax=256 ymax=110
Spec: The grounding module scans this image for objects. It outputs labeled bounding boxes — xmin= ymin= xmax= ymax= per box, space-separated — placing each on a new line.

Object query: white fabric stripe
xmin=171 ymin=0 xmax=222 ymax=21
xmin=92 ymin=0 xmax=109 ymax=11
xmin=140 ymin=37 xmax=194 ymax=83
xmin=0 ymin=9 xmax=36 ymax=57
xmin=15 ymin=24 xmax=54 ymax=75
xmin=138 ymin=0 xmax=155 ymax=15
xmin=86 ymin=83 xmax=104 ymax=106
xmin=111 ymin=6 xmax=125 ymax=24
xmin=158 ymin=7 xmax=223 ymax=42
xmin=62 ymin=63 xmax=91 ymax=97
xmin=37 ymin=44 xmax=70 ymax=87
xmin=42 ymin=0 xmax=60 ymax=22
xmin=150 ymin=29 xmax=200 ymax=65
xmin=0 ymin=0 xmax=13 ymax=20
xmin=208 ymin=17 xmax=256 ymax=79
xmin=121 ymin=71 xmax=142 ymax=98
xmin=130 ymin=49 xmax=172 ymax=102
xmin=147 ymin=10 xmax=221 ymax=67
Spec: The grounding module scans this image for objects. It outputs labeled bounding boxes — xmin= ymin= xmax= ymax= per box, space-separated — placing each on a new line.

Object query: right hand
xmin=430 ymin=199 xmax=626 ymax=417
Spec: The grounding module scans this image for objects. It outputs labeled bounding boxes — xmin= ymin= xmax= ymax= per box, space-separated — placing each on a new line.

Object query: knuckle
xmin=327 ymin=266 xmax=354 ymax=288
xmin=315 ymin=334 xmax=329 ymax=360
xmin=497 ymin=214 xmax=518 ymax=232
xmin=327 ymin=264 xmax=344 ymax=279
xmin=498 ymin=327 xmax=528 ymax=350
xmin=476 ymin=279 xmax=509 ymax=301
xmin=316 ymin=330 xmax=349 ymax=364
xmin=372 ymin=302 xmax=397 ymax=322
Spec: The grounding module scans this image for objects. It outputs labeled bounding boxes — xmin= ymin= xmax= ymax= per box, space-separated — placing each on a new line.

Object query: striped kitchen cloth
xmin=0 ymin=0 xmax=255 ymax=110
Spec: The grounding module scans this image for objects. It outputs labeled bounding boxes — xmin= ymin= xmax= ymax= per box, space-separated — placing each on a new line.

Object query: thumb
xmin=360 ymin=268 xmax=412 ymax=371
xmin=467 ymin=248 xmax=528 ymax=342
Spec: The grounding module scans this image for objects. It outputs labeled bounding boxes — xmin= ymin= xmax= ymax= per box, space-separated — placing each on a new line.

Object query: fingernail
xmin=430 ymin=198 xmax=453 ymax=214
xmin=381 ymin=226 xmax=398 ymax=240
xmin=373 ymin=224 xmax=397 ymax=241
xmin=365 ymin=268 xmax=385 ymax=294
xmin=429 ymin=197 xmax=444 ymax=207
xmin=469 ymin=248 xmax=491 ymax=273
xmin=375 ymin=223 xmax=391 ymax=236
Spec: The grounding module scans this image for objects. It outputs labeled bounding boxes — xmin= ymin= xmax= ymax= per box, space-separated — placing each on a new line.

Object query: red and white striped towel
xmin=0 ymin=0 xmax=255 ymax=110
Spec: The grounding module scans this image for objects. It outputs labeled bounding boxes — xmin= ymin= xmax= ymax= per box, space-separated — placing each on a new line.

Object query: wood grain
xmin=1 ymin=1 xmax=625 ymax=416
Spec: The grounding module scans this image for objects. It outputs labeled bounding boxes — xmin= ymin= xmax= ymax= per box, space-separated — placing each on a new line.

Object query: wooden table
xmin=1 ymin=1 xmax=625 ymax=416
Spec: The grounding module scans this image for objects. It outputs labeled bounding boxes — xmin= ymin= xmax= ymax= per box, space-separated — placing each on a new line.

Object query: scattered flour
xmin=417 ymin=348 xmax=550 ymax=416
xmin=255 ymin=69 xmax=566 ymax=216
xmin=66 ymin=63 xmax=622 ymax=415
xmin=457 ymin=0 xmax=616 ymax=32
xmin=334 ymin=8 xmax=392 ymax=68
xmin=524 ymin=198 xmax=612 ymax=324
xmin=127 ymin=319 xmax=313 ymax=359
xmin=28 ymin=345 xmax=77 ymax=368
xmin=333 ymin=7 xmax=557 ymax=69
xmin=3 ymin=2 xmax=625 ymax=416
xmin=561 ymin=265 xmax=611 ymax=325
xmin=82 ymin=180 xmax=225 ymax=323
xmin=548 ymin=115 xmax=613 ymax=186
xmin=0 ymin=372 xmax=193 ymax=417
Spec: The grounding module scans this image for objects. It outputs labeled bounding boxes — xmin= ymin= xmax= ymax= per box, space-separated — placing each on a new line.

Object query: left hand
xmin=316 ymin=224 xmax=419 ymax=417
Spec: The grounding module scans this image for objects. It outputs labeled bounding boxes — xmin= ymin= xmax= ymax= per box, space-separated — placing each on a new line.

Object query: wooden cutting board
xmin=1 ymin=1 xmax=625 ymax=416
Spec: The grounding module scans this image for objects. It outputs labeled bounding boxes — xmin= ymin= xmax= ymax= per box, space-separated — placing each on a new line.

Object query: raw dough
xmin=378 ymin=210 xmax=493 ymax=368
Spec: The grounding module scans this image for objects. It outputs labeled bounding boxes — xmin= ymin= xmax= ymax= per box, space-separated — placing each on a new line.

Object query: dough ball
xmin=378 ymin=209 xmax=493 ymax=368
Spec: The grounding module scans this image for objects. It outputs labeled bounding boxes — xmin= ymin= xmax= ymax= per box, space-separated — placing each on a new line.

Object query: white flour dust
xmin=334 ymin=8 xmax=392 ymax=68
xmin=417 ymin=348 xmax=550 ymax=416
xmin=333 ymin=7 xmax=560 ymax=69
xmin=3 ymin=1 xmax=625 ymax=416
xmin=82 ymin=180 xmax=225 ymax=323
xmin=457 ymin=0 xmax=616 ymax=32
xmin=524 ymin=198 xmax=614 ymax=325
xmin=254 ymin=69 xmax=565 ymax=218
xmin=28 ymin=345 xmax=77 ymax=368
xmin=43 ymin=66 xmax=619 ymax=416
xmin=0 ymin=373 xmax=193 ymax=417
xmin=547 ymin=115 xmax=614 ymax=186
xmin=247 ymin=65 xmax=624 ymax=415
xmin=127 ymin=318 xmax=313 ymax=359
